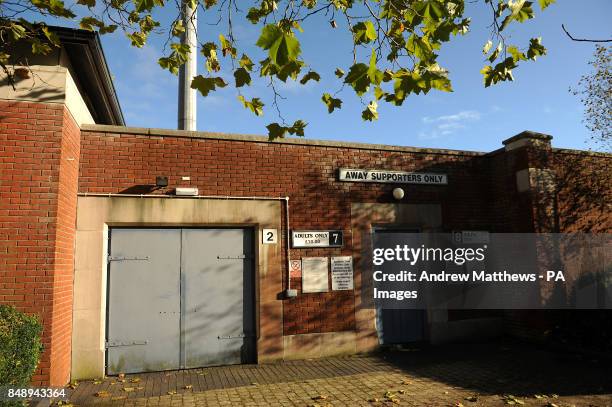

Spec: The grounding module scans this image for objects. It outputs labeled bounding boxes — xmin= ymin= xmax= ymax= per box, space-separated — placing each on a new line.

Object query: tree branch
xmin=562 ymin=24 xmax=611 ymax=43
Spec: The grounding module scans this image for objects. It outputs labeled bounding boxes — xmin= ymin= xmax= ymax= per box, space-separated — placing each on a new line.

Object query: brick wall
xmin=77 ymin=130 xmax=513 ymax=335
xmin=0 ymin=100 xmax=79 ymax=386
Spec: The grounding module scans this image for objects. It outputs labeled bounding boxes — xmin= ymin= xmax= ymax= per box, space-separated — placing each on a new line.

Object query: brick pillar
xmin=0 ymin=100 xmax=80 ymax=386
xmin=502 ymin=131 xmax=557 ymax=233
xmin=500 ymin=131 xmax=558 ymax=342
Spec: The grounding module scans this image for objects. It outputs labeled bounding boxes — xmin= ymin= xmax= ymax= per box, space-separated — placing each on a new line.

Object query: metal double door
xmin=106 ymin=228 xmax=255 ymax=375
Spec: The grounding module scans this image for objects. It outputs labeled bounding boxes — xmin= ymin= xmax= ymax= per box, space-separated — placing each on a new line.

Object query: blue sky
xmin=80 ymin=2 xmax=611 ymax=151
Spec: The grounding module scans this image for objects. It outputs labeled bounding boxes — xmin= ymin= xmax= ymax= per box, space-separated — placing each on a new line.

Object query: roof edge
xmin=81 ymin=124 xmax=488 ymax=156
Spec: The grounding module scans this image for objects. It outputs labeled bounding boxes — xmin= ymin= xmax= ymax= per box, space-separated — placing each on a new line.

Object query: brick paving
xmin=59 ymin=342 xmax=612 ymax=406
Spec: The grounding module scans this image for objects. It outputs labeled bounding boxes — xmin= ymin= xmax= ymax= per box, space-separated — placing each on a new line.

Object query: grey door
xmin=107 ymin=228 xmax=255 ymax=375
xmin=107 ymin=229 xmax=182 ymax=374
xmin=372 ymin=229 xmax=426 ymax=344
xmin=181 ymin=229 xmax=255 ymax=367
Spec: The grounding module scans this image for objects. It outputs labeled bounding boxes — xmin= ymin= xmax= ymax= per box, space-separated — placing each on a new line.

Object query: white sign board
xmin=339 ymin=168 xmax=447 ymax=185
xmin=292 ymin=230 xmax=343 ymax=248
xmin=302 ymin=257 xmax=329 ymax=293
xmin=262 ymin=228 xmax=278 ymax=244
xmin=331 ymin=256 xmax=353 ymax=290
xmin=461 ymin=231 xmax=490 ymax=244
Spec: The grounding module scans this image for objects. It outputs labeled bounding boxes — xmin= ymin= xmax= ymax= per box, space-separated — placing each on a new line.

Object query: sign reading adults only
xmin=339 ymin=168 xmax=448 ymax=185
xmin=366 ymin=233 xmax=612 ymax=310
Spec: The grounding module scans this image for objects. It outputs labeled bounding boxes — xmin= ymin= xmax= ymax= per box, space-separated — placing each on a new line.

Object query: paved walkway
xmin=60 ymin=342 xmax=612 ymax=406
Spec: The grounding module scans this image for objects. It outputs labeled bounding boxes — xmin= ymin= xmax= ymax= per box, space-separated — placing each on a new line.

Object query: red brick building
xmin=1 ymin=27 xmax=610 ymax=386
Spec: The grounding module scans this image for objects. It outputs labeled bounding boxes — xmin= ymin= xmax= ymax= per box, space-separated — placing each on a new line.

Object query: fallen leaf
xmin=92 ymin=379 xmax=102 ymax=385
xmin=465 ymin=395 xmax=478 ymax=402
xmin=545 ymin=403 xmax=559 ymax=407
xmin=130 ymin=377 xmax=141 ymax=383
xmin=398 ymin=389 xmax=406 ymax=394
xmin=501 ymin=394 xmax=525 ymax=405
xmin=67 ymin=381 xmax=78 ymax=389
xmin=111 ymin=396 xmax=127 ymax=401
xmin=251 ymin=382 xmax=258 ymax=386
xmin=183 ymin=384 xmax=193 ymax=390
xmin=95 ymin=390 xmax=110 ymax=398
xmin=312 ymin=395 xmax=328 ymax=400
xmin=123 ymin=387 xmax=135 ymax=392
xmin=118 ymin=373 xmax=125 ymax=379
xmin=167 ymin=390 xmax=177 ymax=395
xmin=367 ymin=398 xmax=379 ymax=402
xmin=549 ymin=394 xmax=559 ymax=398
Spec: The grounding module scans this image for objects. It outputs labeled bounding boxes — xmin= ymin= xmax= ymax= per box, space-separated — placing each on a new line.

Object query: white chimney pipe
xmin=178 ymin=2 xmax=197 ymax=131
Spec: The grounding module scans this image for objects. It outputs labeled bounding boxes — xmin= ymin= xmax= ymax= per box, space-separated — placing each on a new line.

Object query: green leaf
xmin=266 ymin=120 xmax=307 ymax=140
xmin=537 ymin=0 xmax=555 ymax=10
xmin=483 ymin=40 xmax=493 ymax=55
xmin=335 ymin=68 xmax=345 ymax=78
xmin=201 ymin=42 xmax=220 ymax=72
xmin=487 ymin=42 xmax=502 ymax=63
xmin=238 ymin=95 xmax=264 ymax=116
xmin=219 ymin=34 xmax=237 ymax=58
xmin=239 ymin=54 xmax=254 ymax=71
xmin=526 ymin=37 xmax=546 ymax=60
xmin=353 ymin=21 xmax=377 ymax=45
xmin=344 ymin=63 xmax=370 ymax=96
xmin=41 ymin=26 xmax=60 ymax=46
xmin=171 ymin=20 xmax=185 ymax=37
xmin=362 ymin=101 xmax=378 ymax=121
xmin=419 ymin=0 xmax=445 ymax=22
xmin=76 ymin=0 xmax=95 ymax=7
xmin=368 ymin=51 xmax=383 ymax=86
xmin=31 ymin=40 xmax=52 ymax=55
xmin=276 ymin=60 xmax=304 ymax=82
xmin=374 ymin=86 xmax=385 ymax=100
xmin=507 ymin=45 xmax=526 ymax=62
xmin=480 ymin=57 xmax=517 ymax=87
xmin=234 ymin=67 xmax=251 ymax=87
xmin=406 ymin=34 xmax=434 ymax=61
xmin=267 ymin=123 xmax=287 ymax=139
xmin=500 ymin=1 xmax=535 ymax=31
xmin=256 ymin=24 xmax=301 ymax=66
xmin=127 ymin=32 xmax=147 ymax=47
xmin=321 ymin=93 xmax=342 ymax=113
xmin=290 ymin=120 xmax=307 ymax=137
xmin=299 ymin=71 xmax=320 ymax=85
xmin=191 ymin=75 xmax=227 ymax=96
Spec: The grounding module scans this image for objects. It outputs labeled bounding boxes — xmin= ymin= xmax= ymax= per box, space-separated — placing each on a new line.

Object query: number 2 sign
xmin=262 ymin=228 xmax=278 ymax=244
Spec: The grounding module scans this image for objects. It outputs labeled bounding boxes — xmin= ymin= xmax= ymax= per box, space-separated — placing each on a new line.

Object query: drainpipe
xmin=178 ymin=1 xmax=197 ymax=131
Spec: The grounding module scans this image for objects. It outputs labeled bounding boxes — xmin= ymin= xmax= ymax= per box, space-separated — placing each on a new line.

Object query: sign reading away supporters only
xmin=292 ymin=230 xmax=343 ymax=248
xmin=339 ymin=168 xmax=447 ymax=185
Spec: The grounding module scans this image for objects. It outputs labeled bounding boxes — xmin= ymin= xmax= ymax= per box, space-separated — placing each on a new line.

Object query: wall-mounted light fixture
xmin=392 ymin=187 xmax=405 ymax=200
xmin=156 ymin=176 xmax=168 ymax=187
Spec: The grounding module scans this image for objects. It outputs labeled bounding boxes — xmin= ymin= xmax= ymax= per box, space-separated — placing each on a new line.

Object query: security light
xmin=393 ymin=187 xmax=405 ymax=200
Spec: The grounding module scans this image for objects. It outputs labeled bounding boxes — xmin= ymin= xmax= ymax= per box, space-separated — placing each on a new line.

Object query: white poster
xmin=331 ymin=256 xmax=354 ymax=290
xmin=302 ymin=257 xmax=329 ymax=293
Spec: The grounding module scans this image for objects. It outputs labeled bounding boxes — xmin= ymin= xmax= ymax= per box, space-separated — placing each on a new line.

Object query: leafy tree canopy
xmin=0 ymin=0 xmax=556 ymax=139
xmin=571 ymin=45 xmax=611 ymax=151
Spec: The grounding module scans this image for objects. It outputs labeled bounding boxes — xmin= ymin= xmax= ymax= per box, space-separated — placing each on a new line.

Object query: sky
xmin=46 ymin=1 xmax=612 ymax=152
